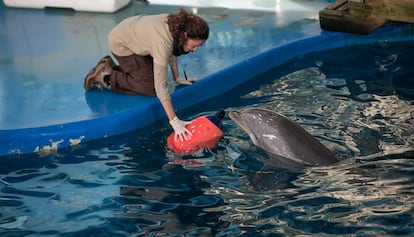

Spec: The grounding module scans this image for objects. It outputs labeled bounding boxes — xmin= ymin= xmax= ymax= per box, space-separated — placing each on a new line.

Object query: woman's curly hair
xmin=167 ymin=9 xmax=209 ymax=48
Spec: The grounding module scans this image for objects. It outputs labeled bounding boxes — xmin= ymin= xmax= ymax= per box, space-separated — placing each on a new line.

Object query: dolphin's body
xmin=229 ymin=108 xmax=337 ymax=167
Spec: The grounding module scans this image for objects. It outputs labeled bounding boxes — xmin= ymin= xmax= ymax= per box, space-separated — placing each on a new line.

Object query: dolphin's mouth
xmin=228 ymin=110 xmax=241 ymax=121
xmin=229 ymin=110 xmax=250 ymax=134
xmin=228 ymin=110 xmax=246 ymax=128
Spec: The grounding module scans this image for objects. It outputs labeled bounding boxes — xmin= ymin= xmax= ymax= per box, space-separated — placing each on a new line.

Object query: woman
xmin=84 ymin=9 xmax=209 ymax=142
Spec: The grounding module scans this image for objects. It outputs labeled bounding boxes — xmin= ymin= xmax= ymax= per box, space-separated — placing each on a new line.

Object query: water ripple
xmin=1 ymin=40 xmax=414 ymax=236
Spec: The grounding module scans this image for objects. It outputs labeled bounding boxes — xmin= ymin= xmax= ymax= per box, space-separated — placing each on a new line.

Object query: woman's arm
xmin=160 ymin=97 xmax=176 ymax=121
xmin=153 ymin=62 xmax=175 ymax=120
xmin=169 ymin=55 xmax=179 ymax=82
xmin=154 ymin=62 xmax=191 ymax=141
xmin=169 ymin=55 xmax=195 ymax=85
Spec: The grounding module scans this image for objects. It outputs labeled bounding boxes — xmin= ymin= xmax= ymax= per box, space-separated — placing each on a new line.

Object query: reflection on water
xmin=1 ymin=41 xmax=413 ymax=236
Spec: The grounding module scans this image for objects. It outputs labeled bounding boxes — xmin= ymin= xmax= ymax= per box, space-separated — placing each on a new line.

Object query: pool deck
xmin=0 ymin=0 xmax=413 ymax=157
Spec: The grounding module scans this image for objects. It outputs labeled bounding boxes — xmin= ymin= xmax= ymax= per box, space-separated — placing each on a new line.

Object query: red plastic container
xmin=167 ymin=116 xmax=223 ymax=155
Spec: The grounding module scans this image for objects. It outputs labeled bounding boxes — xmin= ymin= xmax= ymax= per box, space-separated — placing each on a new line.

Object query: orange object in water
xmin=167 ymin=116 xmax=224 ymax=155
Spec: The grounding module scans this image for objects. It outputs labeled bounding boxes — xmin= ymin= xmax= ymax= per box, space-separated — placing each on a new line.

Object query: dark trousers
xmin=110 ymin=53 xmax=156 ymax=96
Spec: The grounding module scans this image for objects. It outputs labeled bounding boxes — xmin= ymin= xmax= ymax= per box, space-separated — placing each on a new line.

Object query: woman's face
xmin=183 ymin=38 xmax=205 ymax=53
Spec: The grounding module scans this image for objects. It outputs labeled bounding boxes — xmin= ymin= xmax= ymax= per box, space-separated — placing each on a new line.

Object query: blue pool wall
xmin=1 ymin=23 xmax=414 ymax=157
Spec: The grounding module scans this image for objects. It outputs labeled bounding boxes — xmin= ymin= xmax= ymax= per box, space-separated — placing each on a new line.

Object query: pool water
xmin=1 ymin=41 xmax=413 ymax=236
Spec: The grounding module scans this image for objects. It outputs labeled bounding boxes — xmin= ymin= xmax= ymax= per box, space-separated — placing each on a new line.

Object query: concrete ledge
xmin=320 ymin=0 xmax=414 ymax=34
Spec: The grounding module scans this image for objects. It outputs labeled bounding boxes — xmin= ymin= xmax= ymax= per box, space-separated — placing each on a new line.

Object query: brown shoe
xmin=84 ymin=55 xmax=115 ymax=90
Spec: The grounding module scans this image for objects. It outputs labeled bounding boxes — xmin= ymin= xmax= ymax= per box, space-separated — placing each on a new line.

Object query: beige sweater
xmin=108 ymin=14 xmax=173 ymax=101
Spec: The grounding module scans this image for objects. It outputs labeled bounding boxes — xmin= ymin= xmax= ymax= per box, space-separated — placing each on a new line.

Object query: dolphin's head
xmin=229 ymin=108 xmax=337 ymax=166
xmin=229 ymin=109 xmax=260 ymax=145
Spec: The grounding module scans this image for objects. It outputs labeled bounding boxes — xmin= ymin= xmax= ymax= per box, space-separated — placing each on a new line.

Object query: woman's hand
xmin=169 ymin=116 xmax=192 ymax=141
xmin=176 ymin=77 xmax=196 ymax=85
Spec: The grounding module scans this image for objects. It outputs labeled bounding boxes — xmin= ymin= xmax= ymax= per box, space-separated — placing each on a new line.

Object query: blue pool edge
xmin=1 ymin=23 xmax=413 ymax=157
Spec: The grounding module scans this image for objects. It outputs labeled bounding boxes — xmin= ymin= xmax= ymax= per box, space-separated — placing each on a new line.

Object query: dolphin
xmin=228 ymin=108 xmax=337 ymax=167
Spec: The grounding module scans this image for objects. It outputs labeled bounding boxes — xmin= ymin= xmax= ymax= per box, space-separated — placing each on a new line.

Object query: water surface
xmin=1 ymin=40 xmax=413 ymax=236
